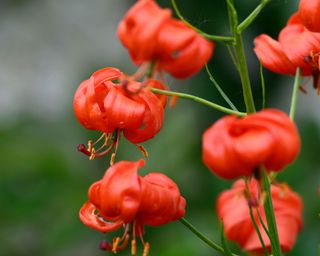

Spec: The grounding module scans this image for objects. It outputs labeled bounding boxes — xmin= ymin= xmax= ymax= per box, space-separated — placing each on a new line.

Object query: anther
xmin=110 ymin=153 xmax=116 ymax=166
xmin=99 ymin=240 xmax=112 ymax=251
xmin=131 ymin=239 xmax=136 ymax=256
xmin=136 ymin=144 xmax=148 ymax=158
xmin=77 ymin=144 xmax=91 ymax=156
xmin=142 ymin=242 xmax=150 ymax=256
xmin=112 ymin=237 xmax=121 ymax=253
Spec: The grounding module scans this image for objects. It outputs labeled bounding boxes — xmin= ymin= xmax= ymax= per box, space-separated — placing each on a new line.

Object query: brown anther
xmin=131 ymin=239 xmax=136 ymax=256
xmin=136 ymin=144 xmax=148 ymax=158
xmin=169 ymin=95 xmax=178 ymax=108
xmin=112 ymin=237 xmax=121 ymax=253
xmin=142 ymin=242 xmax=150 ymax=256
xmin=99 ymin=240 xmax=112 ymax=251
xmin=77 ymin=144 xmax=91 ymax=156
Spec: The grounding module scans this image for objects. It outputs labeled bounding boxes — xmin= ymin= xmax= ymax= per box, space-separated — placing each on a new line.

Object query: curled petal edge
xmin=79 ymin=202 xmax=123 ymax=233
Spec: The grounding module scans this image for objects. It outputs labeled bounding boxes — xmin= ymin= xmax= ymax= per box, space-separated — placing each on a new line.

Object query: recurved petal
xmin=299 ymin=0 xmax=320 ymax=32
xmin=91 ymin=67 xmax=122 ymax=85
xmin=123 ymin=88 xmax=164 ymax=144
xmin=79 ymin=202 xmax=123 ymax=233
xmin=137 ymin=172 xmax=186 ymax=226
xmin=254 ymin=34 xmax=297 ymax=75
xmin=157 ymin=19 xmax=214 ymax=78
xmin=145 ymin=79 xmax=168 ymax=108
xmin=118 ymin=0 xmax=171 ymax=63
xmin=279 ymin=21 xmax=320 ymax=74
xmin=202 ymin=115 xmax=253 ymax=179
xmin=95 ymin=160 xmax=145 ymax=223
xmin=103 ymin=87 xmax=146 ymax=132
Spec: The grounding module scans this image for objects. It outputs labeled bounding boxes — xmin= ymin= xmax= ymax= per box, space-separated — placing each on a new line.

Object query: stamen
xmin=110 ymin=129 xmax=121 ymax=165
xmin=131 ymin=239 xmax=136 ymax=256
xmin=112 ymin=237 xmax=121 ymax=253
xmin=136 ymin=144 xmax=148 ymax=158
xmin=142 ymin=242 xmax=150 ymax=256
xmin=116 ymin=234 xmax=130 ymax=251
xmin=170 ymin=95 xmax=178 ymax=108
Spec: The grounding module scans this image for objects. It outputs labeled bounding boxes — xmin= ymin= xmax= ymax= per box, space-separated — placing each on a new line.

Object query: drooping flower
xmin=79 ymin=159 xmax=186 ymax=254
xmin=73 ymin=67 xmax=166 ymax=160
xmin=217 ymin=179 xmax=303 ymax=254
xmin=254 ymin=12 xmax=320 ymax=93
xmin=299 ymin=0 xmax=320 ymax=32
xmin=202 ymin=109 xmax=300 ymax=179
xmin=118 ymin=0 xmax=214 ymax=79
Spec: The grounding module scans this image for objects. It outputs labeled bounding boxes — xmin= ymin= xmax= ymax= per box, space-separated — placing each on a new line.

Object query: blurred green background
xmin=0 ymin=0 xmax=319 ymax=255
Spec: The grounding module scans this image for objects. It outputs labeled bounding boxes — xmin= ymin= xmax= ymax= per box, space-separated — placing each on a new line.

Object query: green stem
xmin=171 ymin=0 xmax=235 ymax=43
xmin=150 ymin=88 xmax=246 ymax=116
xmin=260 ymin=63 xmax=266 ymax=109
xmin=205 ymin=64 xmax=239 ymax=111
xmin=256 ymin=208 xmax=271 ymax=240
xmin=179 ymin=218 xmax=239 ymax=256
xmin=289 ymin=68 xmax=301 ymax=120
xmin=238 ymin=0 xmax=271 ymax=33
xmin=261 ymin=167 xmax=283 ymax=256
xmin=226 ymin=0 xmax=256 ymax=113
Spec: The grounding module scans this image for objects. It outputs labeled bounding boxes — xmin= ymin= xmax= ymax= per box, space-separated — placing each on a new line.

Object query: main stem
xmin=226 ymin=1 xmax=282 ymax=255
xmin=226 ymin=0 xmax=255 ymax=113
xmin=261 ymin=168 xmax=283 ymax=256
xmin=233 ymin=33 xmax=256 ymax=113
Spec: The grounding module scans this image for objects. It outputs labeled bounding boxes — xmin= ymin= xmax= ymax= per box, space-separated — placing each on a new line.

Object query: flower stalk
xmin=150 ymin=88 xmax=246 ymax=116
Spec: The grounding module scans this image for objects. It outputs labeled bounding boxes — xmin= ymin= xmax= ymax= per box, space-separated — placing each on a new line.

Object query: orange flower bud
xmin=202 ymin=109 xmax=300 ymax=179
xmin=73 ymin=67 xmax=165 ymax=144
xmin=80 ymin=159 xmax=186 ymax=233
xmin=118 ymin=0 xmax=214 ymax=79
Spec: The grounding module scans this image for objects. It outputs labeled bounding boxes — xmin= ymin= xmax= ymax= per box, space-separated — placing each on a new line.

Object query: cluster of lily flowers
xmin=72 ymin=0 xmax=320 ymax=255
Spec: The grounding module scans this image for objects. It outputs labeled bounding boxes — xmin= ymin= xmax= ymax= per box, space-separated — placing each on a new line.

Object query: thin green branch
xmin=256 ymin=208 xmax=271 ymax=240
xmin=205 ymin=64 xmax=239 ymax=111
xmin=179 ymin=218 xmax=239 ymax=256
xmin=249 ymin=207 xmax=270 ymax=255
xmin=150 ymin=88 xmax=246 ymax=116
xmin=260 ymin=63 xmax=266 ymax=109
xmin=220 ymin=221 xmax=233 ymax=256
xmin=261 ymin=167 xmax=283 ymax=256
xmin=289 ymin=68 xmax=301 ymax=120
xmin=171 ymin=0 xmax=235 ymax=43
xmin=238 ymin=0 xmax=271 ymax=33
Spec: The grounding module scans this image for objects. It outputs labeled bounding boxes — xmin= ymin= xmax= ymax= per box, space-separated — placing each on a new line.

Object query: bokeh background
xmin=0 ymin=0 xmax=319 ymax=255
